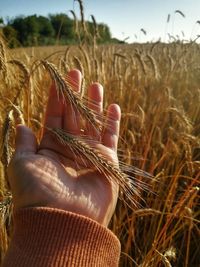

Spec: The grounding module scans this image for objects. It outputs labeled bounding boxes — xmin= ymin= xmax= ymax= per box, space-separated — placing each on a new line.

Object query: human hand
xmin=8 ymin=70 xmax=121 ymax=226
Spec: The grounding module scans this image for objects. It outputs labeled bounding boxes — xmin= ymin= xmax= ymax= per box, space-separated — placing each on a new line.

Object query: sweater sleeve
xmin=2 ymin=207 xmax=120 ymax=267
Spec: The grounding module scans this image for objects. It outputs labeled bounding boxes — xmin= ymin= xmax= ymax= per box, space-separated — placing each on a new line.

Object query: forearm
xmin=2 ymin=207 xmax=120 ymax=267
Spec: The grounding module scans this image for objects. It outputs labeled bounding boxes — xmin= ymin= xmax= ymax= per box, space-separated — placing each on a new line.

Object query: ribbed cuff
xmin=2 ymin=207 xmax=120 ymax=267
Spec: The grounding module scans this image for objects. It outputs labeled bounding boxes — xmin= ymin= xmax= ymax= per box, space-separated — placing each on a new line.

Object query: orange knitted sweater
xmin=2 ymin=207 xmax=120 ymax=267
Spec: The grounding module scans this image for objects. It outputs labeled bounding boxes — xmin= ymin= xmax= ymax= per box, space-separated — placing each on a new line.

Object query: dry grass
xmin=0 ymin=38 xmax=200 ymax=266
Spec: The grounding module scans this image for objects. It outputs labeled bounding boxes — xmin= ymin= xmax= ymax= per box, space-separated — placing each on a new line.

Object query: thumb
xmin=15 ymin=125 xmax=38 ymax=154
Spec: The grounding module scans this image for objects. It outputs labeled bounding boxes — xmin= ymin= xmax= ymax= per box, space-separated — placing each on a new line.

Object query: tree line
xmin=1 ymin=14 xmax=119 ymax=47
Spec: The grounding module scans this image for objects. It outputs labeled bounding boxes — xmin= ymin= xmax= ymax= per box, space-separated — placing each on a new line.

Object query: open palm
xmin=8 ymin=70 xmax=121 ymax=226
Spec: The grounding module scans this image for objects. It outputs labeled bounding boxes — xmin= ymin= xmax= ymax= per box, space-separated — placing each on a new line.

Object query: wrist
xmin=3 ymin=207 xmax=120 ymax=267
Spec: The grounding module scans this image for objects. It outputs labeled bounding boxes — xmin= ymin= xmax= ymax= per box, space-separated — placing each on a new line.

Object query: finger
xmin=63 ymin=69 xmax=82 ymax=134
xmin=43 ymin=81 xmax=64 ymax=133
xmin=15 ymin=125 xmax=38 ymax=155
xmin=102 ymin=104 xmax=121 ymax=151
xmin=85 ymin=83 xmax=103 ymax=139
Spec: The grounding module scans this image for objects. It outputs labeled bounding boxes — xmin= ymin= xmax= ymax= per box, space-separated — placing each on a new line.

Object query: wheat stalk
xmin=175 ymin=10 xmax=185 ymax=18
xmin=69 ymin=10 xmax=79 ymax=39
xmin=79 ymin=45 xmax=91 ymax=75
xmin=73 ymin=56 xmax=84 ymax=74
xmin=167 ymin=14 xmax=171 ymax=23
xmin=146 ymin=54 xmax=160 ymax=80
xmin=76 ymin=0 xmax=86 ymax=34
xmin=91 ymin=15 xmax=99 ymax=39
xmin=135 ymin=52 xmax=146 ymax=76
xmin=140 ymin=28 xmax=147 ymax=36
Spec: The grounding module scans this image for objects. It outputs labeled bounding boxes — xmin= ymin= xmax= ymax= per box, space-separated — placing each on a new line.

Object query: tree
xmin=98 ymin=23 xmax=112 ymax=43
xmin=11 ymin=16 xmax=27 ymax=45
xmin=2 ymin=25 xmax=18 ymax=48
xmin=49 ymin=13 xmax=75 ymax=43
xmin=25 ymin=15 xmax=39 ymax=45
xmin=37 ymin=16 xmax=55 ymax=45
xmin=4 ymin=13 xmax=113 ymax=47
xmin=86 ymin=21 xmax=112 ymax=44
xmin=37 ymin=16 xmax=54 ymax=37
xmin=10 ymin=15 xmax=39 ymax=46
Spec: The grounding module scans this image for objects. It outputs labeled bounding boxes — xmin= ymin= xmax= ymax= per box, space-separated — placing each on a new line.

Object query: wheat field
xmin=0 ymin=38 xmax=200 ymax=266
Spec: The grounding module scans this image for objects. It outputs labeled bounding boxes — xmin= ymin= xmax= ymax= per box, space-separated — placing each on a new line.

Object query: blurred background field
xmin=0 ymin=1 xmax=200 ymax=266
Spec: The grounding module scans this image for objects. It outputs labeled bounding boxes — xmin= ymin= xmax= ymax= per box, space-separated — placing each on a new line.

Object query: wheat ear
xmin=0 ymin=110 xmax=13 ymax=168
xmin=41 ymin=60 xmax=101 ymax=131
xmin=72 ymin=56 xmax=85 ymax=98
xmin=0 ymin=110 xmax=14 ymax=189
xmin=47 ymin=127 xmax=140 ymax=207
xmin=0 ymin=39 xmax=7 ymax=78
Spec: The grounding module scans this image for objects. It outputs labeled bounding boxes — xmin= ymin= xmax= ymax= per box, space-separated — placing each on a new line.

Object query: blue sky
xmin=0 ymin=0 xmax=200 ymax=43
